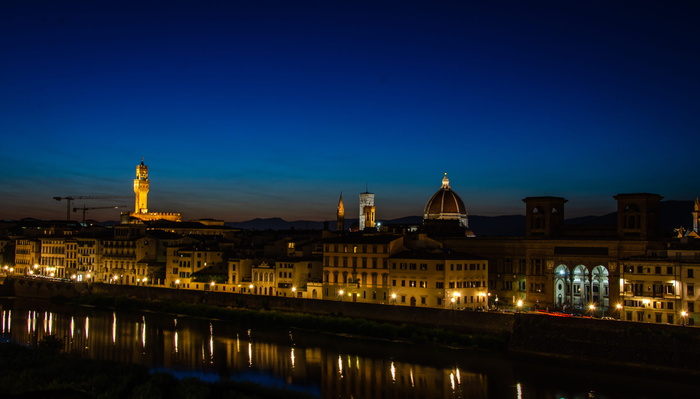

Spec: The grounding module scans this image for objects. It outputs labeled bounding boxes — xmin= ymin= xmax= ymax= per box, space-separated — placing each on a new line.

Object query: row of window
xmin=391 ymin=279 xmax=485 ymax=289
xmin=325 ymin=244 xmax=387 ymax=254
xmin=624 ymin=282 xmax=698 ymax=297
xmin=624 ymin=265 xmax=695 ymax=278
xmin=325 ymin=257 xmax=387 ymax=269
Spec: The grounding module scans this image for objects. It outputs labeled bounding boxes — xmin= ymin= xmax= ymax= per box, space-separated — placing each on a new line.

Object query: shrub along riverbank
xmin=65 ymin=293 xmax=509 ymax=351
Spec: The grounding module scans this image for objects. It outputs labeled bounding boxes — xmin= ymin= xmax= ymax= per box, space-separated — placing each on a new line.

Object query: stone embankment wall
xmin=3 ymin=277 xmax=700 ymax=375
xmin=90 ymin=282 xmax=514 ymax=335
xmin=510 ymin=311 xmax=700 ymax=374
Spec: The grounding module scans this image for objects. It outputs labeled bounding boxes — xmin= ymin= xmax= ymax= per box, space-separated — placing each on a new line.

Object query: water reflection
xmin=0 ymin=298 xmax=695 ymax=399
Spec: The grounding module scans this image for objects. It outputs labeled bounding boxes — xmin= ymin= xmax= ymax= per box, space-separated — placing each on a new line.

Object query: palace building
xmin=121 ymin=159 xmax=182 ymax=223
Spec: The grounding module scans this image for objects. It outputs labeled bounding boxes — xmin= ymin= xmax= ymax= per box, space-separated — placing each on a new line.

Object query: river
xmin=0 ymin=298 xmax=696 ymax=398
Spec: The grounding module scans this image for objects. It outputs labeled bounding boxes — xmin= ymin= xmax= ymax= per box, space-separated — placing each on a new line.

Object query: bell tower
xmin=359 ymin=190 xmax=375 ymax=231
xmin=523 ymin=196 xmax=567 ymax=237
xmin=336 ymin=193 xmax=345 ymax=231
xmin=133 ymin=158 xmax=149 ymax=214
xmin=614 ymin=193 xmax=663 ymax=239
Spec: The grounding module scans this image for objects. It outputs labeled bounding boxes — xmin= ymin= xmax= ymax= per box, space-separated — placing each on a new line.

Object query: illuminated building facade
xmin=389 ymin=245 xmax=488 ymax=309
xmin=617 ymin=239 xmax=700 ymax=325
xmin=319 ymin=233 xmax=486 ymax=308
xmin=165 ymin=244 xmax=225 ymax=288
xmin=14 ymin=238 xmax=39 ymax=276
xmin=274 ymin=258 xmax=323 ymax=298
xmin=38 ymin=236 xmax=69 ymax=278
xmin=75 ymin=236 xmax=101 ymax=282
xmin=322 ymin=235 xmax=401 ymax=302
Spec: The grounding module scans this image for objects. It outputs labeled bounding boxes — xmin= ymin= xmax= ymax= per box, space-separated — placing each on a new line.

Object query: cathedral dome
xmin=423 ymin=173 xmax=468 ymax=228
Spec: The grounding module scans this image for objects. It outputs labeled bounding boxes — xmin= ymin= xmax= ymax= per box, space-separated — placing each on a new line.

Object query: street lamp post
xmin=516 ymin=299 xmax=523 ymax=313
xmin=681 ymin=311 xmax=688 ymax=326
xmin=391 ymin=293 xmax=397 ymax=305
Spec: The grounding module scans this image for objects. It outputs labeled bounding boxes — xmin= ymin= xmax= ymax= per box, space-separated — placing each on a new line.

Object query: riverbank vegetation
xmin=65 ymin=294 xmax=509 ymax=351
xmin=0 ymin=339 xmax=315 ymax=399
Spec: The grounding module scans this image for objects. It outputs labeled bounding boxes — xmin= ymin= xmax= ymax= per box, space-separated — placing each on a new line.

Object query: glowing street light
xmin=681 ymin=310 xmax=688 ymax=326
xmin=516 ymin=299 xmax=523 ymax=313
xmin=391 ymin=293 xmax=397 ymax=305
xmin=339 ymin=289 xmax=344 ymax=301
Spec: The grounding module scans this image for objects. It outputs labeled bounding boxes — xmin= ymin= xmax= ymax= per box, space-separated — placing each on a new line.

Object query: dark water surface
xmin=0 ymin=298 xmax=696 ymax=398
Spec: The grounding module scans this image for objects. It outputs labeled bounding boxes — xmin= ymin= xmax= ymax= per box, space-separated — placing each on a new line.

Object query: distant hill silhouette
xmin=224 ymin=200 xmax=695 ymax=237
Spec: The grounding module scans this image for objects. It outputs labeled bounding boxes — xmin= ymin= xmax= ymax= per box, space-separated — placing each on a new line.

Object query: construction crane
xmin=53 ymin=196 xmax=130 ymax=220
xmin=73 ymin=205 xmax=126 ymax=223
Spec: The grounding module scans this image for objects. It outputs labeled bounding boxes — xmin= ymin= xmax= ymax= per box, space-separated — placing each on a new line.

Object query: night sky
xmin=2 ymin=1 xmax=699 ymax=222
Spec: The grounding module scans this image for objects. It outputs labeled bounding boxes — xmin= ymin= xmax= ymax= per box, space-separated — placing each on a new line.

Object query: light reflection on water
xmin=0 ymin=298 xmax=696 ymax=399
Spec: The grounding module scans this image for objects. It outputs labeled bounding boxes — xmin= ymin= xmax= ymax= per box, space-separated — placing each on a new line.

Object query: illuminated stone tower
xmin=123 ymin=159 xmax=182 ymax=223
xmin=134 ymin=159 xmax=149 ymax=214
xmin=336 ymin=193 xmax=345 ymax=231
xmin=359 ymin=190 xmax=375 ymax=231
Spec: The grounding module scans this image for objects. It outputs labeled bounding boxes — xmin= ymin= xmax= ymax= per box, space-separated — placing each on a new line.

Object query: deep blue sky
xmin=2 ymin=1 xmax=699 ymax=222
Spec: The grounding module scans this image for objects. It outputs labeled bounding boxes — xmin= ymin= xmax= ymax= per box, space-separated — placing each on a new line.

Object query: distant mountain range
xmin=224 ymin=200 xmax=695 ymax=237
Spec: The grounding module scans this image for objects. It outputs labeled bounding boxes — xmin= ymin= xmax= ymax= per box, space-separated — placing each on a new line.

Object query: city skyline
xmin=2 ymin=1 xmax=699 ymax=222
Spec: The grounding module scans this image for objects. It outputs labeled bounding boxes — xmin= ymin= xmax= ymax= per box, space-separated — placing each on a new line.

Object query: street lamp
xmin=616 ymin=303 xmax=623 ymax=319
xmin=681 ymin=311 xmax=688 ymax=326
xmin=249 ymin=284 xmax=254 ymax=294
xmin=589 ymin=303 xmax=596 ymax=317
xmin=516 ymin=299 xmax=523 ymax=313
xmin=391 ymin=293 xmax=397 ymax=305
xmin=339 ymin=289 xmax=344 ymax=301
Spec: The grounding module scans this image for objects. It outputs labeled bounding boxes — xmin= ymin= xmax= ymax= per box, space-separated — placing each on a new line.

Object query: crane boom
xmin=53 ymin=196 xmax=129 ymax=220
xmin=72 ymin=205 xmax=126 ymax=223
